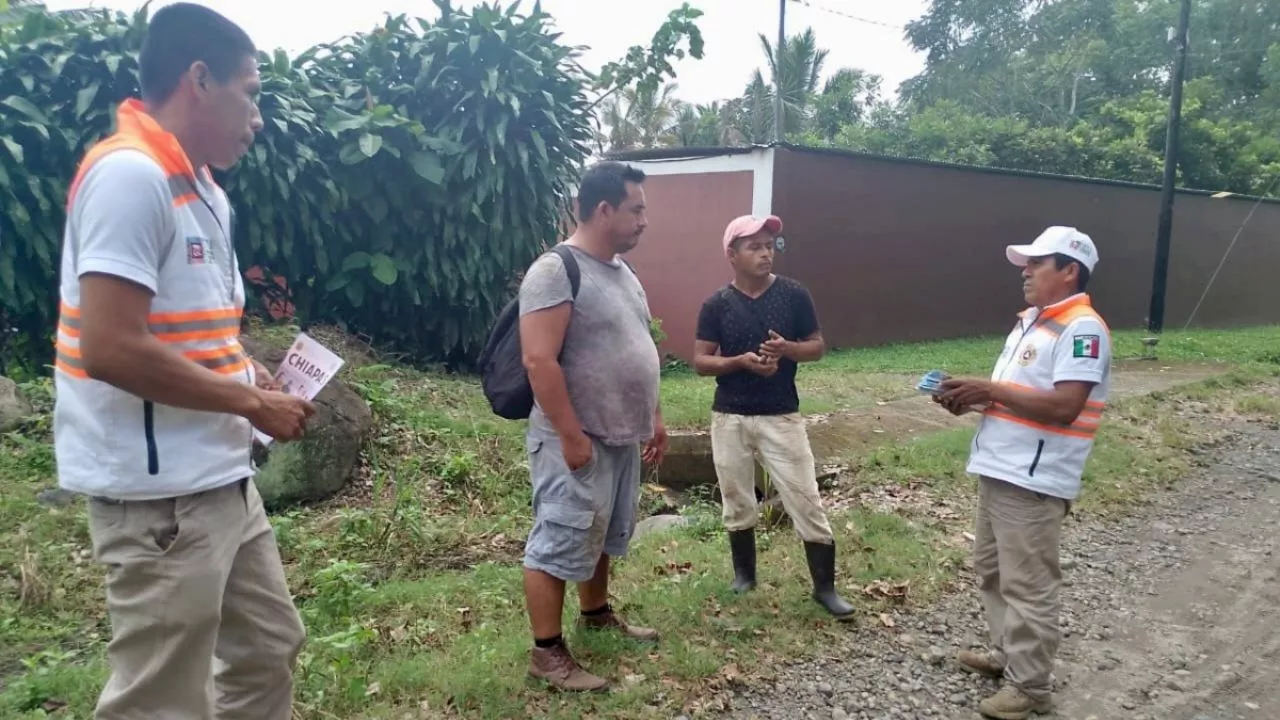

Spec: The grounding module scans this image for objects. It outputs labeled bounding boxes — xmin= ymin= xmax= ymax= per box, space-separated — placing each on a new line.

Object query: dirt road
xmin=719 ymin=418 xmax=1280 ymax=720
xmin=1051 ymin=421 xmax=1280 ymax=720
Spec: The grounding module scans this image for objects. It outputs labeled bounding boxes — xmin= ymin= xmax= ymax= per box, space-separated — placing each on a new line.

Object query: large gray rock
xmin=241 ymin=335 xmax=375 ymax=509
xmin=634 ymin=513 xmax=690 ymax=540
xmin=0 ymin=377 xmax=34 ymax=431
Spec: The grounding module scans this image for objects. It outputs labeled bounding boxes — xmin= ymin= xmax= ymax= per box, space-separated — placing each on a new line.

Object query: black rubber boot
xmin=803 ymin=540 xmax=855 ymax=620
xmin=728 ymin=529 xmax=757 ymax=593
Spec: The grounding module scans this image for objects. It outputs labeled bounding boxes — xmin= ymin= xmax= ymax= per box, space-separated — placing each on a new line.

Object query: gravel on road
xmin=716 ymin=416 xmax=1280 ymax=720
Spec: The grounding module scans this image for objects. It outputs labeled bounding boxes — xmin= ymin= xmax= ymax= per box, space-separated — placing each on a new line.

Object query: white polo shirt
xmin=966 ymin=293 xmax=1112 ymax=500
xmin=54 ymin=100 xmax=256 ymax=501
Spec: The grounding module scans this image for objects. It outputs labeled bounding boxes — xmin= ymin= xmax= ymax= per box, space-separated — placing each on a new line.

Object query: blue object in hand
xmin=916 ymin=369 xmax=946 ymax=394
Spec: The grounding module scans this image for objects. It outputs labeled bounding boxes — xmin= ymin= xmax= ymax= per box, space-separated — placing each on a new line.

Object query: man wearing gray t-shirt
xmin=518 ymin=161 xmax=667 ymax=691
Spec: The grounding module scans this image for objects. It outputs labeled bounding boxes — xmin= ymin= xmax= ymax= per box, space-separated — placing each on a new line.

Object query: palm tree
xmin=667 ymin=101 xmax=745 ymax=147
xmin=598 ymin=82 xmax=683 ymax=152
xmin=811 ymin=68 xmax=884 ymax=142
xmin=751 ymin=27 xmax=829 ymax=140
xmin=726 ymin=74 xmax=774 ymax=145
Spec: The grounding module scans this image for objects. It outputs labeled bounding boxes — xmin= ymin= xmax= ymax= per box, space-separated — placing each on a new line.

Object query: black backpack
xmin=479 ymin=244 xmax=583 ymax=420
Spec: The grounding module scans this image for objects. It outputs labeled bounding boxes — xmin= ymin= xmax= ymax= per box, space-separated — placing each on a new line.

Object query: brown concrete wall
xmin=624 ymin=170 xmax=755 ymax=360
xmin=770 ymin=147 xmax=1280 ymax=349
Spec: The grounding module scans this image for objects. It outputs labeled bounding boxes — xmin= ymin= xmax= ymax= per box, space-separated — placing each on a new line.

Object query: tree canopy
xmin=602 ymin=0 xmax=1280 ymax=198
xmin=0 ymin=0 xmax=704 ymax=373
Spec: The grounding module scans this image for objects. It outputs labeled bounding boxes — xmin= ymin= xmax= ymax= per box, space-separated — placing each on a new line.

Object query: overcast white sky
xmin=45 ymin=0 xmax=928 ymax=103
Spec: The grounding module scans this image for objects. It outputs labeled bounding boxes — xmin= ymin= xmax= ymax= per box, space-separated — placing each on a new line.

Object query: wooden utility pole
xmin=1147 ymin=0 xmax=1193 ymax=334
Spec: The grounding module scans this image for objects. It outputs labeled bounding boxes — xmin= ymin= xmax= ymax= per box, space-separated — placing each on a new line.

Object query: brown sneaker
xmin=978 ymin=685 xmax=1054 ymax=719
xmin=957 ymin=649 xmax=1006 ymax=678
xmin=577 ymin=609 xmax=660 ymax=642
xmin=528 ymin=644 xmax=609 ymax=692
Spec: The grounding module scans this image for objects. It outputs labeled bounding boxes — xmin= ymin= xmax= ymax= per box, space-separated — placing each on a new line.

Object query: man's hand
xmin=245 ymin=390 xmax=316 ymax=443
xmin=643 ymin=419 xmax=669 ymax=465
xmin=937 ymin=378 xmax=996 ymax=414
xmin=760 ymin=330 xmax=791 ymax=362
xmin=251 ymin=358 xmax=281 ymax=391
xmin=932 ymin=393 xmax=978 ymax=416
xmin=562 ymin=430 xmax=594 ymax=472
xmin=739 ymin=352 xmax=778 ymax=377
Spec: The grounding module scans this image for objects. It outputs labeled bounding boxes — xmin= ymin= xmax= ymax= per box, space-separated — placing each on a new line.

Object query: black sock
xmin=582 ymin=603 xmax=611 ymax=617
xmin=534 ymin=634 xmax=563 ymax=649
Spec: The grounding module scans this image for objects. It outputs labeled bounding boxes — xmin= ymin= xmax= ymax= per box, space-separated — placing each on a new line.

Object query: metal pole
xmin=1147 ymin=0 xmax=1192 ymax=334
xmin=773 ymin=0 xmax=786 ymax=143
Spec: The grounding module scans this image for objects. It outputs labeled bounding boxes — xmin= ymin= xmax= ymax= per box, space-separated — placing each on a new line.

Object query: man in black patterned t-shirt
xmin=693 ymin=214 xmax=854 ymax=620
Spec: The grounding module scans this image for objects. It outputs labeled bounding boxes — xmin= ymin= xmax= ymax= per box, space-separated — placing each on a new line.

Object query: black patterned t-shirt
xmin=694 ymin=275 xmax=820 ymax=416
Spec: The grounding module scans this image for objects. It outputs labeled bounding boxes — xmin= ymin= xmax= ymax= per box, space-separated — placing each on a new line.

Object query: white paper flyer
xmin=253 ymin=332 xmax=345 ymax=446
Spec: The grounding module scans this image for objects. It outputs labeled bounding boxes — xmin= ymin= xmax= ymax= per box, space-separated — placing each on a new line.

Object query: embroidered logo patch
xmin=1073 ymin=334 xmax=1101 ymax=359
xmin=186 ymin=237 xmax=208 ymax=264
xmin=1017 ymin=344 xmax=1038 ymax=366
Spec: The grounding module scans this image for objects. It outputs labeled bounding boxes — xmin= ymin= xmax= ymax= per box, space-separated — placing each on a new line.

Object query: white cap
xmin=1006 ymin=226 xmax=1098 ymax=273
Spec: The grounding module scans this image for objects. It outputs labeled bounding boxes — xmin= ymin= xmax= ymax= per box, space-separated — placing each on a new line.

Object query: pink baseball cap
xmin=723 ymin=214 xmax=783 ymax=255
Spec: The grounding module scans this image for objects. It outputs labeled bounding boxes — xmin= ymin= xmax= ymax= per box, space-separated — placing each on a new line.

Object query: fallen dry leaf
xmin=879 ymin=613 xmax=896 ymax=628
xmin=863 ymin=579 xmax=911 ymax=602
xmin=653 ymin=560 xmax=694 ymax=576
xmin=719 ymin=663 xmax=744 ymax=685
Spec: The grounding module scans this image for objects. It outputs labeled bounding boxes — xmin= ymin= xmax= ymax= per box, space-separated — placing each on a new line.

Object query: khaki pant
xmin=86 ymin=478 xmax=305 ymax=720
xmin=974 ymin=476 xmax=1070 ymax=699
xmin=710 ymin=411 xmax=834 ymax=543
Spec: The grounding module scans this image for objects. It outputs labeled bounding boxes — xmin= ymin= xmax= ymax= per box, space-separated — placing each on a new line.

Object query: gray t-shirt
xmin=518 ymin=244 xmax=660 ymax=446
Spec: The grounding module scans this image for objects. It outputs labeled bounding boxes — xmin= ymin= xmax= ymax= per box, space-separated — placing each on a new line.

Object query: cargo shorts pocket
xmin=532 ymin=502 xmax=599 ymax=572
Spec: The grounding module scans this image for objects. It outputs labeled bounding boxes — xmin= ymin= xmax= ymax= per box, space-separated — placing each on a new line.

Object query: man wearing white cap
xmin=934 ymin=226 xmax=1111 ymax=719
xmin=692 ymin=214 xmax=854 ymax=620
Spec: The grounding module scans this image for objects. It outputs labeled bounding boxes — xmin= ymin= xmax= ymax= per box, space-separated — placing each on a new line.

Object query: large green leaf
xmin=325 ymin=108 xmax=369 ymax=133
xmin=409 ymin=150 xmax=444 ymax=184
xmin=370 ymin=253 xmax=398 ymax=285
xmin=338 ymin=142 xmax=366 ymax=165
xmin=0 ymin=249 xmax=15 ymax=296
xmin=1 ymin=136 xmax=23 ymax=164
xmin=1 ymin=95 xmax=48 ymax=123
xmin=342 ymin=251 xmax=372 ymax=271
xmin=75 ymin=83 xmax=100 ymax=119
xmin=358 ymin=133 xmax=382 ymax=158
xmin=345 ymin=280 xmax=365 ymax=308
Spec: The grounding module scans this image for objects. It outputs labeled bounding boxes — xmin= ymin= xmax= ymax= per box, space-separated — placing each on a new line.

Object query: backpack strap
xmin=550 ymin=243 xmax=582 ymax=299
xmin=545 ymin=244 xmax=638 ymax=299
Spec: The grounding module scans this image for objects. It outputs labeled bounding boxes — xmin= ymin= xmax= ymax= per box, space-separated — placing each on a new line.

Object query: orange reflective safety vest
xmin=965 ymin=293 xmax=1113 ymax=501
xmin=53 ymin=98 xmax=257 ymax=501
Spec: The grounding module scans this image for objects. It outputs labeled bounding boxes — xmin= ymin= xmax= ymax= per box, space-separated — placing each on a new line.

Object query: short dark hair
xmin=139 ymin=3 xmax=257 ymax=104
xmin=577 ymin=161 xmax=645 ymax=221
xmin=1053 ymin=253 xmax=1090 ymax=292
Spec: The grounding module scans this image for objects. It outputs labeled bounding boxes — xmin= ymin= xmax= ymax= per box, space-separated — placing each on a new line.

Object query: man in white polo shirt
xmin=54 ymin=5 xmax=314 ymax=718
xmin=933 ymin=226 xmax=1110 ymax=720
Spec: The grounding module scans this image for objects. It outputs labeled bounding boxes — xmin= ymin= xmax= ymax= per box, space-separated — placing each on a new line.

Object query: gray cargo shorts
xmin=522 ymin=424 xmax=642 ymax=583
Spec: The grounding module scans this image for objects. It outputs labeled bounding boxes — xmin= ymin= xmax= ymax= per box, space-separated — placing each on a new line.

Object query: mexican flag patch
xmin=1073 ymin=334 xmax=1100 ymax=358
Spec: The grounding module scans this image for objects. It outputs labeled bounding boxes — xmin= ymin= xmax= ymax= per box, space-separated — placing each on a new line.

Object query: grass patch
xmin=3 ymin=327 xmax=1279 ymax=717
xmin=660 ymin=325 xmax=1280 ymax=429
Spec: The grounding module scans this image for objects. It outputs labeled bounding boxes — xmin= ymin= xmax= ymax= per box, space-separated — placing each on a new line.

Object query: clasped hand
xmin=932 ymin=377 xmax=997 ymax=416
xmin=740 ymin=330 xmax=790 ymax=377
